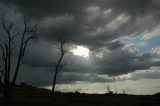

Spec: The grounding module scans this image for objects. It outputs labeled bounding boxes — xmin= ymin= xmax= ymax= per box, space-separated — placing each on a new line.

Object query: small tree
xmin=105 ymin=84 xmax=110 ymax=93
xmin=51 ymin=39 xmax=70 ymax=94
xmin=121 ymin=88 xmax=132 ymax=94
xmin=0 ymin=14 xmax=38 ymax=100
xmin=114 ymin=86 xmax=118 ymax=94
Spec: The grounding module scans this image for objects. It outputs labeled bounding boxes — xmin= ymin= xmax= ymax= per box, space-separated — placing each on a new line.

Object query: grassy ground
xmin=1 ymin=85 xmax=160 ymax=106
xmin=0 ymin=93 xmax=160 ymax=106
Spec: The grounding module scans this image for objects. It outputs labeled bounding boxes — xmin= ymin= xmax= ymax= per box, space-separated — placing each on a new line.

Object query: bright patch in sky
xmin=118 ymin=32 xmax=160 ymax=53
xmin=71 ymin=46 xmax=89 ymax=57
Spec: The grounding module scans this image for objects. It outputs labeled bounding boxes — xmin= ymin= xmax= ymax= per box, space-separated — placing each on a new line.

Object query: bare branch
xmin=26 ymin=25 xmax=38 ymax=33
xmin=0 ymin=44 xmax=6 ymax=60
xmin=52 ymin=38 xmax=72 ymax=93
xmin=0 ymin=69 xmax=5 ymax=87
xmin=23 ymin=16 xmax=30 ymax=28
xmin=11 ymin=16 xmax=39 ymax=94
xmin=0 ymin=76 xmax=4 ymax=88
xmin=0 ymin=14 xmax=39 ymax=99
xmin=11 ymin=42 xmax=17 ymax=54
xmin=4 ymin=43 xmax=8 ymax=56
xmin=11 ymin=32 xmax=20 ymax=41
xmin=0 ymin=70 xmax=4 ymax=76
xmin=21 ymin=30 xmax=38 ymax=57
xmin=2 ymin=14 xmax=14 ymax=40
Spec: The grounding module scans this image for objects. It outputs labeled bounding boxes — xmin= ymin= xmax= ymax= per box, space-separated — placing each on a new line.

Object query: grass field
xmin=1 ymin=85 xmax=160 ymax=106
xmin=1 ymin=93 xmax=160 ymax=106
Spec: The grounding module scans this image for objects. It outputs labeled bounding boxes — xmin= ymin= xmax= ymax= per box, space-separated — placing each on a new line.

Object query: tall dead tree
xmin=0 ymin=14 xmax=38 ymax=100
xmin=51 ymin=39 xmax=69 ymax=94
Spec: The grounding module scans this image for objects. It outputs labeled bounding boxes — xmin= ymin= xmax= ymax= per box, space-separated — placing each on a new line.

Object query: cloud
xmin=93 ymin=45 xmax=157 ymax=76
xmin=131 ymin=70 xmax=160 ymax=80
xmin=22 ymin=39 xmax=56 ymax=67
xmin=1 ymin=0 xmax=160 ymax=88
xmin=107 ymin=40 xmax=124 ymax=50
xmin=142 ymin=25 xmax=160 ymax=40
xmin=1 ymin=0 xmax=160 ymax=44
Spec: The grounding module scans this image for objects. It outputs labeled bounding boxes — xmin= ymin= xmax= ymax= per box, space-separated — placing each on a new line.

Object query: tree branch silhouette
xmin=0 ymin=14 xmax=38 ymax=100
xmin=51 ymin=38 xmax=71 ymax=94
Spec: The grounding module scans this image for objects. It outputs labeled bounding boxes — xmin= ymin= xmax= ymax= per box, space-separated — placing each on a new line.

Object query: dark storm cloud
xmin=1 ymin=0 xmax=158 ymax=19
xmin=107 ymin=41 xmax=124 ymax=50
xmin=18 ymin=64 xmax=110 ymax=86
xmin=0 ymin=0 xmax=94 ymax=19
xmin=16 ymin=39 xmax=160 ymax=85
xmin=1 ymin=0 xmax=160 ymax=86
xmin=97 ymin=50 xmax=154 ymax=76
xmin=63 ymin=44 xmax=157 ymax=77
xmin=1 ymin=0 xmax=160 ymax=45
xmin=22 ymin=40 xmax=55 ymax=67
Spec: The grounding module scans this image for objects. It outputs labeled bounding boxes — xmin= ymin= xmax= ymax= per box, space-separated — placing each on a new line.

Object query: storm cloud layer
xmin=1 ymin=0 xmax=160 ymax=89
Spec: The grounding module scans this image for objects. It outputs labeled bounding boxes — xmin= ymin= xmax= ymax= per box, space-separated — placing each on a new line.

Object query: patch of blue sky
xmin=118 ymin=32 xmax=160 ymax=53
xmin=142 ymin=36 xmax=160 ymax=51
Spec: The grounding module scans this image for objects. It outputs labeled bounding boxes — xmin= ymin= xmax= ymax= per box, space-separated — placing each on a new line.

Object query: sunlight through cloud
xmin=70 ymin=45 xmax=90 ymax=58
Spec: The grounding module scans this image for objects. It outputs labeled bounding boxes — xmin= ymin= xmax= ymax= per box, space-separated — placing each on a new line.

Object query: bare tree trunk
xmin=11 ymin=54 xmax=21 ymax=93
xmin=11 ymin=18 xmax=38 ymax=97
xmin=52 ymin=70 xmax=58 ymax=94
xmin=51 ymin=39 xmax=69 ymax=95
xmin=50 ymin=39 xmax=69 ymax=105
xmin=52 ymin=53 xmax=64 ymax=94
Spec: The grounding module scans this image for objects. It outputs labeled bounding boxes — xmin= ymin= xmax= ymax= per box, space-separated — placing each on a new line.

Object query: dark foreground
xmin=0 ymin=85 xmax=160 ymax=106
xmin=1 ymin=93 xmax=160 ymax=106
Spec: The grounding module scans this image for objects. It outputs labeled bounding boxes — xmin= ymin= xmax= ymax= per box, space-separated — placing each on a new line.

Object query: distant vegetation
xmin=1 ymin=83 xmax=160 ymax=106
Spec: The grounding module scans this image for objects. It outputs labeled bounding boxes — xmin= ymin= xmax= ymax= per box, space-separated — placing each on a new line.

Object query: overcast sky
xmin=1 ymin=0 xmax=160 ymax=95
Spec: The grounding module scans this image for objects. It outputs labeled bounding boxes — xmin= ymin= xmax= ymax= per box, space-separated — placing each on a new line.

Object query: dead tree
xmin=121 ymin=88 xmax=132 ymax=94
xmin=105 ymin=84 xmax=110 ymax=94
xmin=51 ymin=39 xmax=70 ymax=94
xmin=114 ymin=86 xmax=118 ymax=94
xmin=0 ymin=14 xmax=38 ymax=100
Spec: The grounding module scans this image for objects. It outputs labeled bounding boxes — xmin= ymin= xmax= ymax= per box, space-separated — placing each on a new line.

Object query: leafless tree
xmin=51 ymin=39 xmax=70 ymax=94
xmin=121 ymin=88 xmax=132 ymax=94
xmin=105 ymin=84 xmax=110 ymax=93
xmin=114 ymin=86 xmax=118 ymax=94
xmin=0 ymin=14 xmax=38 ymax=100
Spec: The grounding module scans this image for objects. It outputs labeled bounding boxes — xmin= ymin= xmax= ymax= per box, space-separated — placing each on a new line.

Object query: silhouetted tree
xmin=105 ymin=84 xmax=110 ymax=93
xmin=51 ymin=39 xmax=70 ymax=94
xmin=121 ymin=88 xmax=132 ymax=94
xmin=0 ymin=14 xmax=38 ymax=100
xmin=114 ymin=86 xmax=118 ymax=94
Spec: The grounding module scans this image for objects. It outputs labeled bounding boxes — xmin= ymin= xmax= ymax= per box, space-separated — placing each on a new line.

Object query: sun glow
xmin=71 ymin=45 xmax=89 ymax=57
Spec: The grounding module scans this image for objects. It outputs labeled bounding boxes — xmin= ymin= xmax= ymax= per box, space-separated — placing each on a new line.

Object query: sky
xmin=1 ymin=0 xmax=160 ymax=95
